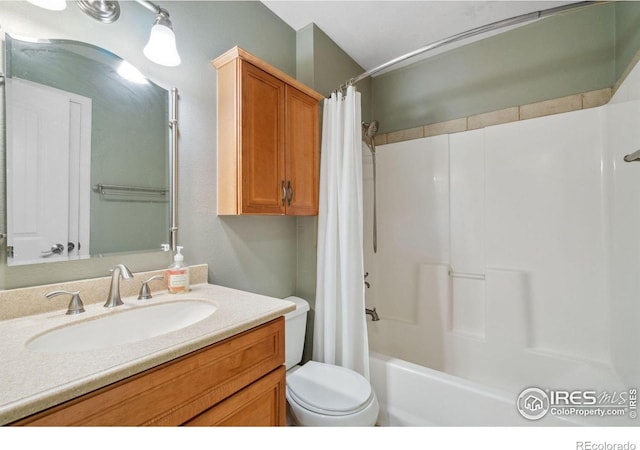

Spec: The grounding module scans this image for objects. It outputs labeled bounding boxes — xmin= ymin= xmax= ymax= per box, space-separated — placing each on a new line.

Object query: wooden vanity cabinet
xmin=213 ymin=46 xmax=324 ymax=216
xmin=13 ymin=318 xmax=286 ymax=426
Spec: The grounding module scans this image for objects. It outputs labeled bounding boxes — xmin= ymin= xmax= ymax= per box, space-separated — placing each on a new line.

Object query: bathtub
xmin=369 ymin=352 xmax=582 ymax=426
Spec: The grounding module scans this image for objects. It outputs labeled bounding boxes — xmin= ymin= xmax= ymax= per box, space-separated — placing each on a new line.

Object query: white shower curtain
xmin=313 ymin=86 xmax=370 ymax=379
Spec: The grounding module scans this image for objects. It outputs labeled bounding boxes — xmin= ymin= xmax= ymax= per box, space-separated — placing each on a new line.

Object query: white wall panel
xmin=450 ymin=129 xmax=485 ymax=275
xmin=369 ymin=135 xmax=449 ymax=323
xmin=484 ymin=109 xmax=609 ymax=362
xmin=606 ymin=61 xmax=640 ymax=386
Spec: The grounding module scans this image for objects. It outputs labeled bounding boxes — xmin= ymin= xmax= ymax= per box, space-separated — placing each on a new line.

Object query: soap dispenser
xmin=167 ymin=246 xmax=190 ymax=294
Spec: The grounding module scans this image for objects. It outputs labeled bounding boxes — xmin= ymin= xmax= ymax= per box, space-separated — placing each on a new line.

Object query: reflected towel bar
xmin=623 ymin=149 xmax=640 ymax=162
xmin=93 ymin=183 xmax=168 ymax=202
xmin=449 ymin=270 xmax=485 ymax=280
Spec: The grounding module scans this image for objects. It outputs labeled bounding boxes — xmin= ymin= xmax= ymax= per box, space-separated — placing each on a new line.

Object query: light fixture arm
xmin=134 ymin=0 xmax=174 ymax=34
xmin=134 ymin=0 xmax=164 ymax=16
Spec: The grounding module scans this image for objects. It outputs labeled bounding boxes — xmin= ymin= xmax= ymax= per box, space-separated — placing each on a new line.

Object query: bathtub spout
xmin=366 ymin=307 xmax=380 ymax=321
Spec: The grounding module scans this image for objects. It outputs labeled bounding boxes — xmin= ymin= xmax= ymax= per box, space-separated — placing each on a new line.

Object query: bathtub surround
xmin=364 ymin=58 xmax=640 ymax=413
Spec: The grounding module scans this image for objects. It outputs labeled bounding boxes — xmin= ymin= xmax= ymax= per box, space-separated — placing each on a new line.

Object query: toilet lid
xmin=286 ymin=361 xmax=373 ymax=416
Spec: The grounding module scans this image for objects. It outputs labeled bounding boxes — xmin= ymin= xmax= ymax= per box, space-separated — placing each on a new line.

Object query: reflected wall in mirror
xmin=5 ymin=34 xmax=169 ymax=266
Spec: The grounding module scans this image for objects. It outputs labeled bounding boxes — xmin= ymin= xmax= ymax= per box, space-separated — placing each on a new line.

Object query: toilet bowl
xmin=283 ymin=296 xmax=379 ymax=426
xmin=286 ymin=360 xmax=379 ymax=426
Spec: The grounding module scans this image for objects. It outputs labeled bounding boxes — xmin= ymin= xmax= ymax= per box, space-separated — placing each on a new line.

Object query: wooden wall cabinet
xmin=13 ymin=318 xmax=286 ymax=426
xmin=213 ymin=47 xmax=324 ymax=216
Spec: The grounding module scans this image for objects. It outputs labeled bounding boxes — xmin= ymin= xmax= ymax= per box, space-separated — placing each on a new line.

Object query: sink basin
xmin=27 ymin=300 xmax=217 ymax=353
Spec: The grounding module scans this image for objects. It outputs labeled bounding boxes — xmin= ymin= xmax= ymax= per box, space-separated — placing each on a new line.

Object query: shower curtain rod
xmin=338 ymin=1 xmax=605 ymax=91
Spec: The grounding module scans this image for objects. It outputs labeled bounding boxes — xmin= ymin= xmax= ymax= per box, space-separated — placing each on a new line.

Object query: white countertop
xmin=0 ymin=283 xmax=295 ymax=425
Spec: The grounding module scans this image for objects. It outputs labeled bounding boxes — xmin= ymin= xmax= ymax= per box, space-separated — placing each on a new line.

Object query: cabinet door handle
xmin=287 ymin=181 xmax=294 ymax=206
xmin=281 ymin=180 xmax=287 ymax=206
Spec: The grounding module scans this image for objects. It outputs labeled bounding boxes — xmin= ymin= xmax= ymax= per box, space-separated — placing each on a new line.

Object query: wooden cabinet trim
xmin=217 ymin=57 xmax=241 ymax=215
xmin=212 ymin=46 xmax=324 ymax=102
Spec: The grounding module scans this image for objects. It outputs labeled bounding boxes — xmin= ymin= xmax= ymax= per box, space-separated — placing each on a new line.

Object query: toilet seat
xmin=286 ymin=361 xmax=374 ymax=416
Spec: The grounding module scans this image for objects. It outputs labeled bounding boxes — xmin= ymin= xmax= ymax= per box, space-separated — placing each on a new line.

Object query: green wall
xmin=296 ymin=23 xmax=372 ymax=118
xmin=373 ymin=2 xmax=619 ymax=134
xmin=0 ymin=1 xmax=299 ymax=295
xmin=295 ymin=23 xmax=371 ymax=362
xmin=615 ymin=1 xmax=640 ymax=81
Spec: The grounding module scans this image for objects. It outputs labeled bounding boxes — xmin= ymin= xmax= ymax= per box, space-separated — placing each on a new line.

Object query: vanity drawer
xmin=14 ymin=317 xmax=285 ymax=426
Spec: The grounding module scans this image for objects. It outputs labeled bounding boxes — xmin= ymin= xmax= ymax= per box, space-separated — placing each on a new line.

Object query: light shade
xmin=143 ymin=13 xmax=181 ymax=67
xmin=26 ymin=0 xmax=67 ymax=11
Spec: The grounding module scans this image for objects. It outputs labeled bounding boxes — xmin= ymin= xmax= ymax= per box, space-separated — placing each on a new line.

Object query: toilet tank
xmin=283 ymin=296 xmax=310 ymax=370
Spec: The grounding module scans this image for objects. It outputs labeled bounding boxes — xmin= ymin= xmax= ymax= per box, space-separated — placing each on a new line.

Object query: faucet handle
xmin=138 ymin=275 xmax=164 ymax=300
xmin=46 ymin=290 xmax=86 ymax=315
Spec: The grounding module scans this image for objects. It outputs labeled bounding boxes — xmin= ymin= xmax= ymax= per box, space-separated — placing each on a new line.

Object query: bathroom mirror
xmin=4 ymin=34 xmax=169 ymax=266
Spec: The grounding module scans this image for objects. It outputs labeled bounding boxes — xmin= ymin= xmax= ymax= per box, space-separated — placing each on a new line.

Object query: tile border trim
xmin=375 ymin=47 xmax=640 ymax=146
xmin=377 ymin=87 xmax=612 ymax=146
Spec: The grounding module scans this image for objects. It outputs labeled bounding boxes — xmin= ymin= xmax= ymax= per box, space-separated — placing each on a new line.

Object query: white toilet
xmin=283 ymin=296 xmax=379 ymax=426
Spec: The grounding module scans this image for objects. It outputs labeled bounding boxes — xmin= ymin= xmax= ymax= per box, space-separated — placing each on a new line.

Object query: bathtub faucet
xmin=366 ymin=307 xmax=380 ymax=321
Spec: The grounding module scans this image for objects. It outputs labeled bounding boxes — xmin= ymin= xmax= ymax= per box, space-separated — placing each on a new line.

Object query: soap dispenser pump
xmin=167 ymin=246 xmax=190 ymax=294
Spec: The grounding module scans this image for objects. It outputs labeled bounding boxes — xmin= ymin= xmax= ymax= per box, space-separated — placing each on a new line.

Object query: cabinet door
xmin=183 ymin=366 xmax=286 ymax=426
xmin=285 ymin=86 xmax=319 ymax=216
xmin=240 ymin=62 xmax=285 ymax=215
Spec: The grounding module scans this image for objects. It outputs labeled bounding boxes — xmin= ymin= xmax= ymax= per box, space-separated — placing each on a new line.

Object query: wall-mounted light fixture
xmin=27 ymin=0 xmax=181 ymax=67
xmin=142 ymin=7 xmax=181 ymax=67
xmin=76 ymin=0 xmax=120 ymax=23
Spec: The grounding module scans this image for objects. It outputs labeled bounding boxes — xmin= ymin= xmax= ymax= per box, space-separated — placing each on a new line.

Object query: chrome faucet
xmin=138 ymin=275 xmax=164 ymax=300
xmin=46 ymin=290 xmax=86 ymax=315
xmin=104 ymin=264 xmax=134 ymax=308
xmin=366 ymin=307 xmax=380 ymax=321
